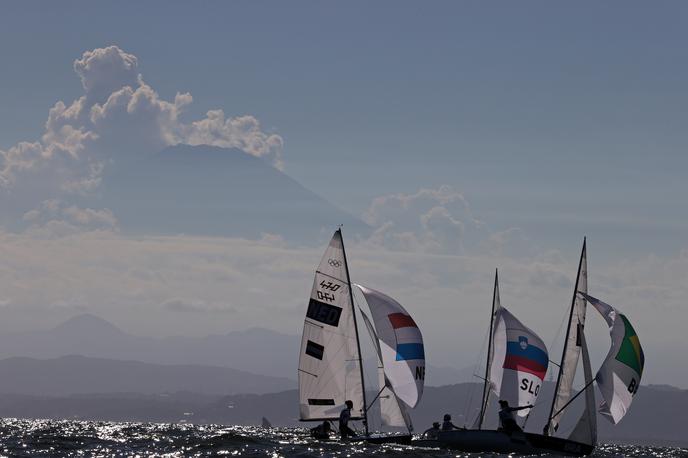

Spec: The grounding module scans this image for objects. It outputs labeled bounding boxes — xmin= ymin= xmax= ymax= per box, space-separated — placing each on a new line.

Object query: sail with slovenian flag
xmin=489 ymin=275 xmax=549 ymax=417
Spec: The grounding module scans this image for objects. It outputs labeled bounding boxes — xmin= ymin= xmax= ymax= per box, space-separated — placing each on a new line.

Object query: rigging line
xmin=364 ymin=387 xmax=387 ymax=414
xmin=548 ymin=378 xmax=595 ymax=422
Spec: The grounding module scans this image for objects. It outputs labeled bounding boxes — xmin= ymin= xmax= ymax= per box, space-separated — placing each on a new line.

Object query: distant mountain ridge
xmin=0 ymin=314 xmax=470 ymax=385
xmin=0 ymin=314 xmax=299 ymax=379
xmin=0 ymin=355 xmax=294 ymax=396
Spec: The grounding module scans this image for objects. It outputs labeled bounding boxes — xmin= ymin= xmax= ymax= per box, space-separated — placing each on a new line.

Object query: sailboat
xmin=297 ymin=229 xmax=424 ymax=443
xmin=437 ymin=239 xmax=644 ymax=456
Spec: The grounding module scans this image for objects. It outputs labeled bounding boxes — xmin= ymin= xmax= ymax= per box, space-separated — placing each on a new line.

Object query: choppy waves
xmin=0 ymin=419 xmax=685 ymax=457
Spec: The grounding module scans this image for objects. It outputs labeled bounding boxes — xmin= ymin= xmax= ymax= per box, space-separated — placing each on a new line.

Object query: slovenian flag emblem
xmin=503 ymin=335 xmax=548 ymax=380
xmin=388 ymin=312 xmax=425 ymax=361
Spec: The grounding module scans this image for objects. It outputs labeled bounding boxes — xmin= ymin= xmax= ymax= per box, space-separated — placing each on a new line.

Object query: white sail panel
xmin=550 ymin=241 xmax=587 ymax=433
xmin=356 ymin=285 xmax=425 ymax=408
xmin=492 ymin=307 xmax=549 ymax=417
xmin=567 ymin=327 xmax=597 ymax=445
xmin=298 ymin=230 xmax=364 ymax=421
xmin=360 ymin=308 xmax=413 ymax=431
xmin=580 ymin=292 xmax=644 ymax=424
xmin=379 ymin=381 xmax=413 ymax=430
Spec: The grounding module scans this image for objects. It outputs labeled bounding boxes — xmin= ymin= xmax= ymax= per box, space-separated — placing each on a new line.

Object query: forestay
xmin=298 ymin=230 xmax=365 ymax=421
xmin=580 ymin=292 xmax=645 ymax=424
xmin=356 ymin=285 xmax=425 ymax=408
xmin=491 ymin=307 xmax=549 ymax=417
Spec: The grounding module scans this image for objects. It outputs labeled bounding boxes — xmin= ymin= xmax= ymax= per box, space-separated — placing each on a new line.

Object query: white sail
xmin=359 ymin=309 xmax=413 ymax=431
xmin=549 ymin=240 xmax=587 ymax=434
xmin=356 ymin=284 xmax=425 ymax=408
xmin=379 ymin=372 xmax=414 ymax=430
xmin=580 ymin=292 xmax=644 ymax=424
xmin=298 ymin=230 xmax=365 ymax=421
xmin=567 ymin=326 xmax=597 ymax=445
xmin=475 ymin=270 xmax=502 ymax=429
xmin=491 ymin=306 xmax=549 ymax=417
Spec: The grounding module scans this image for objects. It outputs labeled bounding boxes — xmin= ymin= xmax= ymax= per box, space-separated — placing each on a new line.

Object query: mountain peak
xmin=52 ymin=314 xmax=124 ymax=336
xmin=100 ymin=144 xmax=370 ymax=242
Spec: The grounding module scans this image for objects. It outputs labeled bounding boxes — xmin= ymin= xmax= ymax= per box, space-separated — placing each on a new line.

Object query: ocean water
xmin=0 ymin=419 xmax=685 ymax=457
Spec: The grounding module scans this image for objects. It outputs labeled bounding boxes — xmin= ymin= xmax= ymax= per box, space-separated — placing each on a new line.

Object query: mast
xmin=339 ymin=228 xmax=370 ymax=436
xmin=545 ymin=237 xmax=586 ymax=434
xmin=478 ymin=268 xmax=499 ymax=429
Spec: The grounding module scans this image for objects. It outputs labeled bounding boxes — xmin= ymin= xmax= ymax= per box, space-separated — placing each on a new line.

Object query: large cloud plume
xmin=0 ymin=45 xmax=284 ymax=213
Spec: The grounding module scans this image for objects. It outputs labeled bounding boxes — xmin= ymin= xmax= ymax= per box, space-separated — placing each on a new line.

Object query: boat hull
xmin=357 ymin=433 xmax=412 ymax=445
xmin=435 ymin=429 xmax=594 ymax=456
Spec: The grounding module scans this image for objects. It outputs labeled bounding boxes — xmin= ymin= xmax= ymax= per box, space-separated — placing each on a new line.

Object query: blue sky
xmin=1 ymin=2 xmax=688 ymax=384
xmin=2 ymin=1 xmax=687 ymax=258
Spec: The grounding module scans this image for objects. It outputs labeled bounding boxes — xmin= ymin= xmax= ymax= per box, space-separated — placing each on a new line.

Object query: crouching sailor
xmin=310 ymin=421 xmax=331 ymax=440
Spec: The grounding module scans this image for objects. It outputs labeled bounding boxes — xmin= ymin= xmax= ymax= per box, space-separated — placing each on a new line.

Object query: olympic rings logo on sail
xmin=328 ymin=259 xmax=342 ymax=267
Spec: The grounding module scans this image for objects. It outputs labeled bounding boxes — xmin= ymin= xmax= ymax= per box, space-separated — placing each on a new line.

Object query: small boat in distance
xmin=437 ymin=239 xmax=645 ymax=456
xmin=297 ymin=229 xmax=424 ymax=444
xmin=261 ymin=417 xmax=272 ymax=428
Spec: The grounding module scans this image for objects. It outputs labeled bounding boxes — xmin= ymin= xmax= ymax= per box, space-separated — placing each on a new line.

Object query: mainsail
xmin=298 ymin=230 xmax=365 ymax=421
xmin=356 ymin=284 xmax=425 ymax=408
xmin=491 ymin=306 xmax=549 ymax=416
xmin=476 ymin=269 xmax=501 ymax=429
xmin=580 ymin=292 xmax=644 ymax=424
xmin=548 ymin=239 xmax=588 ymax=434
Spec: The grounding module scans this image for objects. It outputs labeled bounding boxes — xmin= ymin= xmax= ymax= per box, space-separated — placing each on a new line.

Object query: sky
xmin=1 ymin=1 xmax=688 ymax=386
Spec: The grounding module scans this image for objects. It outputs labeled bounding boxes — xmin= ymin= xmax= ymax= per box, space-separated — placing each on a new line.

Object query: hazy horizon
xmin=2 ymin=1 xmax=688 ymax=392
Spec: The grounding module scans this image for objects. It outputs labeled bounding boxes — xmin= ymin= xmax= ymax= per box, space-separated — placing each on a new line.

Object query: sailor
xmin=339 ymin=400 xmax=356 ymax=439
xmin=498 ymin=400 xmax=532 ymax=434
xmin=310 ymin=421 xmax=331 ymax=440
xmin=441 ymin=413 xmax=460 ymax=431
xmin=422 ymin=422 xmax=441 ymax=439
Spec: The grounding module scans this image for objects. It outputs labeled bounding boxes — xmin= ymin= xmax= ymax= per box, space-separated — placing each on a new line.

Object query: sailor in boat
xmin=339 ymin=400 xmax=357 ymax=439
xmin=497 ymin=400 xmax=532 ymax=435
xmin=309 ymin=421 xmax=331 ymax=440
xmin=421 ymin=422 xmax=441 ymax=439
xmin=441 ymin=414 xmax=461 ymax=431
